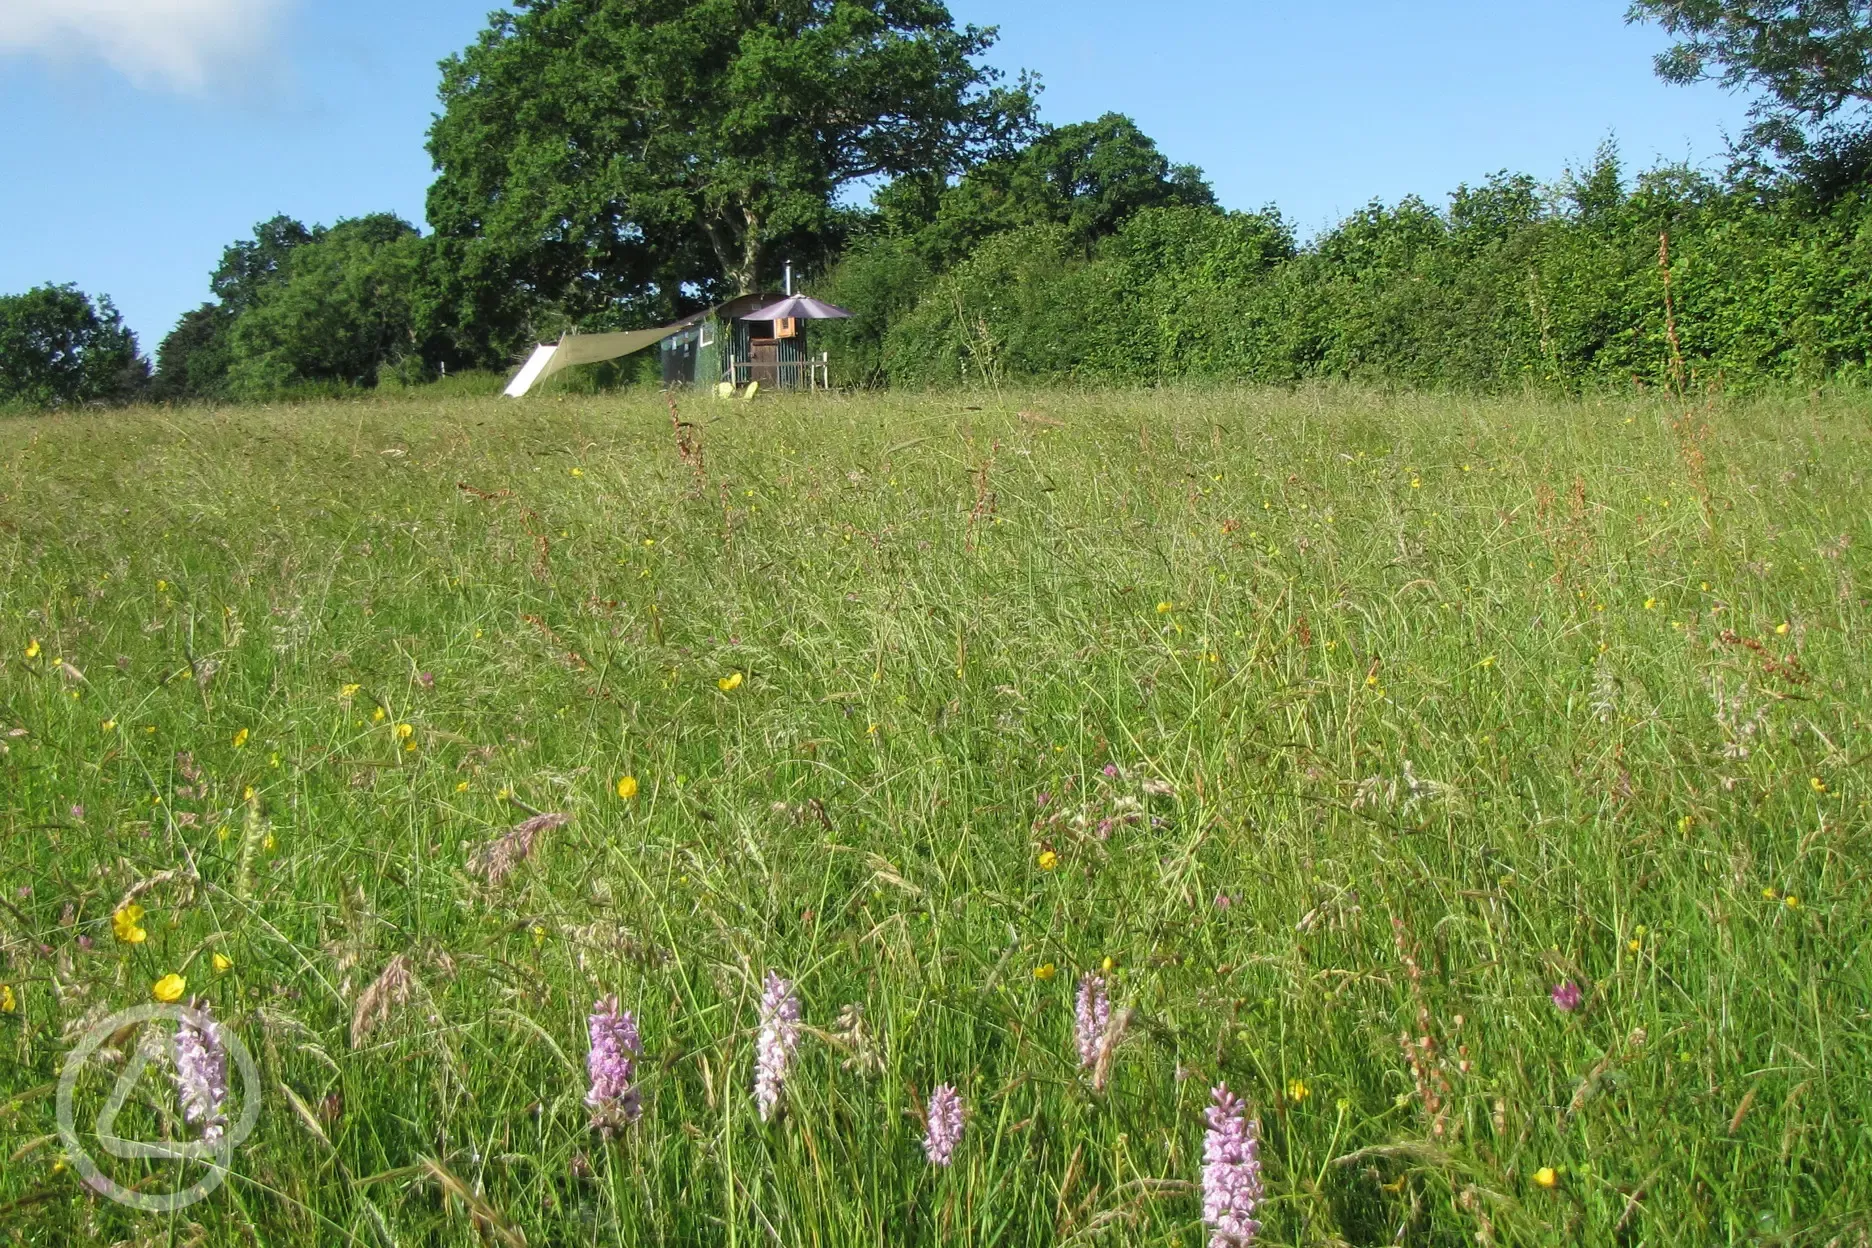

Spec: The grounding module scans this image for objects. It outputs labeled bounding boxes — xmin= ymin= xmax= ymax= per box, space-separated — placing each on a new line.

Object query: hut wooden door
xmin=749 ymin=339 xmax=780 ymax=386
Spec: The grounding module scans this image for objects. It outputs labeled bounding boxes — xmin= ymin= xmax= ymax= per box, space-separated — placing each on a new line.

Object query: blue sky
xmin=0 ymin=1 xmax=1749 ymax=353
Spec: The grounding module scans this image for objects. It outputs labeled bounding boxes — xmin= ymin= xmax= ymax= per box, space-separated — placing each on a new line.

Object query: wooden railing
xmin=728 ymin=354 xmax=831 ymax=390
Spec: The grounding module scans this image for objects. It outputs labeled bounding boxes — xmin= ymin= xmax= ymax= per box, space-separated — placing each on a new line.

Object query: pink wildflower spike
xmin=1550 ymin=980 xmax=1582 ymax=1012
xmin=171 ymin=1001 xmax=230 ymax=1145
xmin=1075 ymin=974 xmax=1110 ymax=1069
xmin=923 ymin=1083 xmax=964 ymax=1166
xmin=586 ymin=995 xmax=643 ymax=1133
xmin=1202 ymin=1083 xmax=1263 ymax=1246
xmin=753 ymin=972 xmax=801 ymax=1122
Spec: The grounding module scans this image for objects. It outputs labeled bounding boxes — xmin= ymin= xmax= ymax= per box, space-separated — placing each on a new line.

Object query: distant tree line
xmin=3 ymin=0 xmax=1868 ymax=408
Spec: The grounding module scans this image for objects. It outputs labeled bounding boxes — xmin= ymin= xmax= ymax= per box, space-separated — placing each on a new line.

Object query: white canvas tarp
xmin=503 ymin=325 xmax=688 ymax=397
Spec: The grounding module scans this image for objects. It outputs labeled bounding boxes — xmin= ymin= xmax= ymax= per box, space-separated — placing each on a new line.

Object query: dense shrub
xmin=854 ymin=147 xmax=1872 ymax=393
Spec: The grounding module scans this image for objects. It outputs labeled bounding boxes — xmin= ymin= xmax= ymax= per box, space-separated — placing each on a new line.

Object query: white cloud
xmin=0 ymin=0 xmax=291 ymax=92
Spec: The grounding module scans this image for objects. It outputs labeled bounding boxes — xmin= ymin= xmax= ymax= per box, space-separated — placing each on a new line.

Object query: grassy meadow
xmin=2 ymin=385 xmax=1869 ymax=1245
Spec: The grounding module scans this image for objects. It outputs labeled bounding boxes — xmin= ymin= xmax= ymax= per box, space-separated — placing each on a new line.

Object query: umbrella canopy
xmin=739 ymin=295 xmax=852 ymax=321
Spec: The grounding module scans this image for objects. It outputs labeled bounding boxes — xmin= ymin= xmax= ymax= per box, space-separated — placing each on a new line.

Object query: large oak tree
xmin=1630 ymin=1 xmax=1872 ymax=152
xmin=426 ymin=0 xmax=1035 ymax=335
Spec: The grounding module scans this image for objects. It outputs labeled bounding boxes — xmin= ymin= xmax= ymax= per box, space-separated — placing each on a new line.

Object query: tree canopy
xmin=426 ymin=0 xmax=1037 ymax=338
xmin=1630 ymin=0 xmax=1872 ymax=151
xmin=0 ymin=285 xmax=146 ymax=408
xmin=876 ymin=112 xmax=1217 ymax=266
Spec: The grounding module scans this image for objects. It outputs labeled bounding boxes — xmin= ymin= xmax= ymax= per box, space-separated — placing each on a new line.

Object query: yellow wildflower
xmin=1761 ymin=886 xmax=1779 ymax=900
xmin=616 ymin=775 xmax=639 ymax=800
xmin=372 ymin=707 xmax=386 ymax=723
xmin=1101 ymin=955 xmax=1116 ymax=974
xmin=1627 ymin=938 xmax=1641 ymax=953
xmin=1776 ymin=622 xmax=1790 ymax=635
xmin=1785 ymin=894 xmax=1802 ymax=910
xmin=231 ymin=727 xmax=249 ymax=748
xmin=1533 ymin=1167 xmax=1558 ymax=1189
xmin=1645 ymin=598 xmax=1657 ymax=610
xmin=1286 ymin=1078 xmax=1310 ymax=1103
xmin=0 ymin=984 xmax=15 ymax=1012
xmin=395 ymin=722 xmax=414 ymax=740
xmin=718 ymin=672 xmax=744 ymax=692
xmin=1037 ymin=850 xmax=1060 ymax=871
xmin=151 ymin=974 xmax=187 ymax=1003
xmin=532 ymin=925 xmax=547 ymax=945
xmin=341 ymin=683 xmax=361 ymax=698
xmin=112 ymin=905 xmax=148 ymax=944
xmin=1156 ymin=601 xmax=1173 ymax=614
xmin=212 ymin=953 xmax=233 ymax=973
xmin=1034 ymin=963 xmax=1056 ymax=981
xmin=569 ymin=467 xmax=584 ymax=477
xmin=25 ymin=639 xmax=41 ymax=659
xmin=455 ymin=781 xmax=470 ymax=793
xmin=1810 ymin=777 xmax=1828 ymax=794
xmin=101 ymin=719 xmax=116 ymax=732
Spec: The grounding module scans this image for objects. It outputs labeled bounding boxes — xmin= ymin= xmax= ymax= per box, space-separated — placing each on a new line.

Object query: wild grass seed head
xmin=468 ymin=812 xmax=568 ymax=887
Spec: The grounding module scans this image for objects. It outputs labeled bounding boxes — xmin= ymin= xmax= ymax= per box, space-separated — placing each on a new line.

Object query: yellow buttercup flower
xmin=616 ymin=775 xmax=639 ymax=800
xmin=1286 ymin=1078 xmax=1310 ymax=1103
xmin=718 ymin=672 xmax=744 ymax=692
xmin=1156 ymin=601 xmax=1173 ymax=614
xmin=1101 ymin=956 xmax=1116 ymax=974
xmin=341 ymin=683 xmax=361 ymax=698
xmin=1785 ymin=894 xmax=1802 ymax=909
xmin=1776 ymin=622 xmax=1790 ymax=635
xmin=1810 ymin=777 xmax=1828 ymax=794
xmin=101 ymin=719 xmax=116 ymax=732
xmin=395 ymin=722 xmax=414 ymax=740
xmin=151 ymin=974 xmax=187 ymax=1003
xmin=1533 ymin=1167 xmax=1558 ymax=1189
xmin=24 ymin=639 xmax=40 ymax=659
xmin=1034 ymin=963 xmax=1056 ymax=980
xmin=112 ymin=905 xmax=148 ymax=944
xmin=1 ymin=984 xmax=15 ymax=1012
xmin=212 ymin=953 xmax=233 ymax=973
xmin=455 ymin=781 xmax=470 ymax=792
xmin=372 ymin=707 xmax=387 ymax=723
xmin=1037 ymin=850 xmax=1060 ymax=871
xmin=231 ymin=727 xmax=249 ymax=748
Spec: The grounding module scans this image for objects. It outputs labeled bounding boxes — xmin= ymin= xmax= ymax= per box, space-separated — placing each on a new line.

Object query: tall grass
xmin=2 ymin=385 xmax=1868 ymax=1245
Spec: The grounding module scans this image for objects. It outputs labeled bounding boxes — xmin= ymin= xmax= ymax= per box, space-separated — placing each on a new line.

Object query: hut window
xmin=774 ymin=317 xmax=798 ymax=340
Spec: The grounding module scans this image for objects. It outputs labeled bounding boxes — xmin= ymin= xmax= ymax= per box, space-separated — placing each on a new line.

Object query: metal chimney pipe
xmin=785 ymin=261 xmax=793 ymax=296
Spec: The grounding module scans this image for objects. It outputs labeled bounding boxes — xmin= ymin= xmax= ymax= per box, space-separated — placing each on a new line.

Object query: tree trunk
xmin=704 ymin=204 xmax=767 ymax=295
xmin=739 ymin=205 xmax=765 ymax=295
